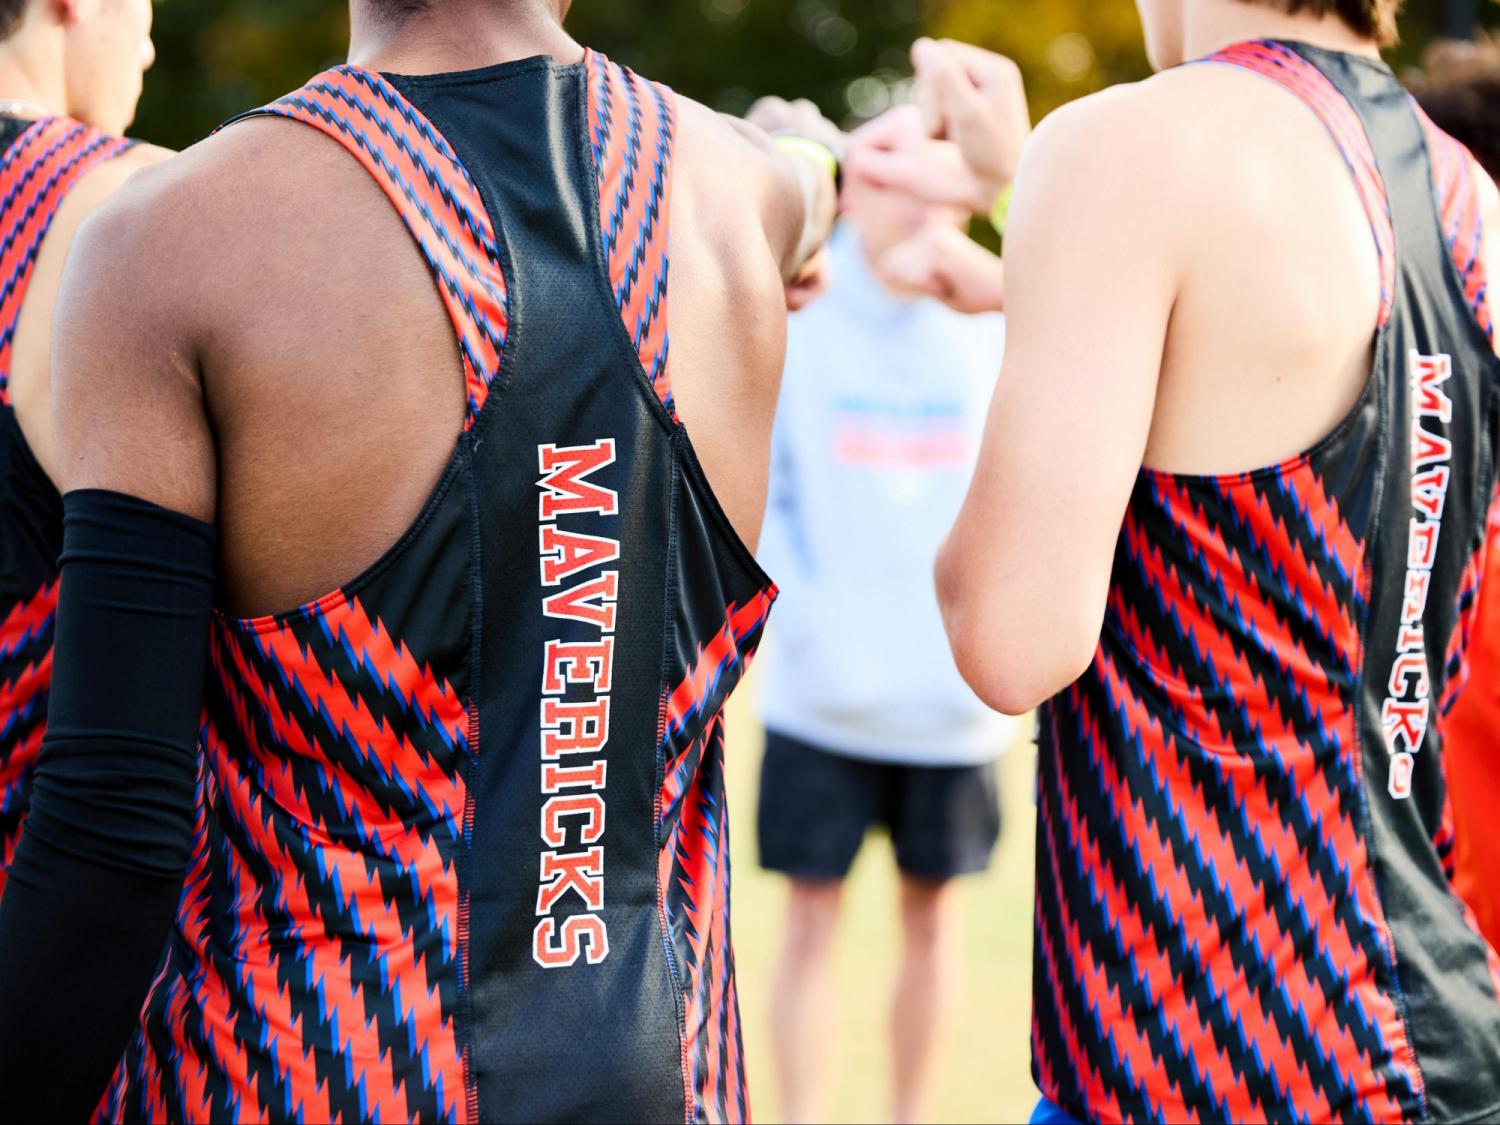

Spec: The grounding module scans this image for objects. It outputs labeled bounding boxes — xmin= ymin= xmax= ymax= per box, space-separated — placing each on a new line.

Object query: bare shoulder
xmin=62 ymin=139 xmax=217 ymax=341
xmin=69 ymin=117 xmax=402 ymax=330
xmin=43 ymin=142 xmax=174 ymax=259
xmin=671 ymin=93 xmax=785 ymax=224
xmin=672 ymin=94 xmax=774 ymax=182
xmin=1009 ymin=78 xmax=1210 ymax=246
xmin=66 ymin=140 xmax=172 ymax=202
xmin=1479 ymin=159 xmax=1500 ymax=228
xmin=668 ymin=92 xmax=788 ymax=296
xmin=1016 ymin=63 xmax=1341 ymax=244
xmin=1022 ymin=68 xmax=1253 ymax=186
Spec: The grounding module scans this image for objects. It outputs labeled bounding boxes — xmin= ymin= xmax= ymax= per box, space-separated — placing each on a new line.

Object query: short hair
xmin=1237 ymin=0 xmax=1404 ymax=47
xmin=0 ymin=0 xmax=26 ymax=42
xmin=1413 ymin=36 xmax=1500 ymax=182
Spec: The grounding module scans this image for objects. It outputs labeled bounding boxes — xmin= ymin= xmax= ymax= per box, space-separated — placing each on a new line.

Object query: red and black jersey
xmin=96 ymin=53 xmax=773 ymax=1124
xmin=0 ymin=117 xmax=134 ymax=900
xmin=1035 ymin=41 xmax=1500 ymax=1124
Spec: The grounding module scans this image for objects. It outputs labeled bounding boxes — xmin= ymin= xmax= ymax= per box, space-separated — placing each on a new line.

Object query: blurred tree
xmin=568 ymin=0 xmax=923 ymax=120
xmin=133 ymin=0 xmax=924 ymax=149
xmin=131 ymin=0 xmax=1497 ymax=151
xmin=928 ymin=0 xmax=1150 ymax=120
xmin=135 ymin=0 xmax=347 ymax=149
xmin=927 ymin=0 xmax=1499 ymax=121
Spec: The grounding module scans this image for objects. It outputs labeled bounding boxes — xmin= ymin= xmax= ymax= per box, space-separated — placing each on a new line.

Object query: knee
xmin=782 ymin=879 xmax=843 ymax=959
xmin=900 ymin=880 xmax=958 ymax=955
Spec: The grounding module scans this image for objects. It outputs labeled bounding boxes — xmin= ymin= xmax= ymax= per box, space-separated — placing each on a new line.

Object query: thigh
xmin=757 ymin=730 xmax=881 ymax=880
xmin=890 ymin=759 xmax=1002 ymax=881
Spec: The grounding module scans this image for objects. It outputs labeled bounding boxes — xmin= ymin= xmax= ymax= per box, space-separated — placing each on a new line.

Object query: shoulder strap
xmin=1194 ymin=40 xmax=1397 ymax=327
xmin=0 ymin=118 xmax=134 ymax=404
xmin=584 ymin=50 xmax=677 ymax=417
xmin=1414 ymin=108 xmax=1495 ymax=355
xmin=230 ymin=68 xmax=509 ymax=428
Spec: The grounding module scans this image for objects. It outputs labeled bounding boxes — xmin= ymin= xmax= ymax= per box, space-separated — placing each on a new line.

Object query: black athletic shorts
xmin=757 ymin=728 xmax=1002 ymax=882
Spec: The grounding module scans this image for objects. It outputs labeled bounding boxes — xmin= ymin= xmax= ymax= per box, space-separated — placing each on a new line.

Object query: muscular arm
xmin=676 ymin=96 xmax=837 ymax=287
xmin=0 ymin=166 xmax=217 ymax=1116
xmin=721 ymin=110 xmax=837 ymax=281
xmin=666 ymin=97 xmax=838 ymax=552
xmin=933 ymin=92 xmax=1186 ymax=714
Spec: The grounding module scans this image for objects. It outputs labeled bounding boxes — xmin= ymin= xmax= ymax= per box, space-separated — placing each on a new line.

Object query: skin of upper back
xmin=51 ymin=66 xmax=795 ymax=621
xmin=1134 ymin=62 xmax=1387 ymax=476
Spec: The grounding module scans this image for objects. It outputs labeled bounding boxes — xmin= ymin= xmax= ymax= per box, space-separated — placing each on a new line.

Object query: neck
xmin=0 ymin=32 xmax=69 ymax=119
xmin=1182 ymin=1 xmax=1382 ymax=63
xmin=348 ymin=0 xmax=582 ymax=73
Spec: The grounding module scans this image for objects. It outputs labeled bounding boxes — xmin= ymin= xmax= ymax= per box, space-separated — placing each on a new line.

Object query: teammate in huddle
xmin=0 ymin=0 xmax=838 ymax=1120
xmin=865 ymin=1 xmax=1500 ymax=1121
xmin=0 ymin=0 xmax=165 ymax=903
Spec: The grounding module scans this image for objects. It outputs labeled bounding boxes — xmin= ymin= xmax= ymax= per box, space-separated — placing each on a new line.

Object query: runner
xmin=0 ymin=0 xmax=165 ymax=903
xmin=871 ymin=2 xmax=1500 ymax=1121
xmin=0 ymin=0 xmax=838 ymax=1120
xmin=755 ymin=125 xmax=1023 ymax=1124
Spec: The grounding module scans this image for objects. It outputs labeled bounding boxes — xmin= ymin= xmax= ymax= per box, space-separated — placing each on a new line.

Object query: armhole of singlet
xmin=222 ymin=70 xmax=509 ymax=428
xmin=211 ymin=70 xmax=510 ymax=633
xmin=1140 ymin=42 xmax=1398 ymax=486
xmin=1412 ymin=105 xmax=1499 ymax=360
xmin=581 ymin=51 xmax=776 ymax=594
xmin=583 ymin=50 xmax=678 ymax=420
xmin=0 ymin=117 xmax=135 ymax=407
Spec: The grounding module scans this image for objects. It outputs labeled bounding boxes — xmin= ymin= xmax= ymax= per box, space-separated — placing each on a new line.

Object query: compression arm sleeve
xmin=0 ymin=489 xmax=215 ymax=1119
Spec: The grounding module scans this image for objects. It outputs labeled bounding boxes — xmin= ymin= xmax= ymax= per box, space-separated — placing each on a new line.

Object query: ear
xmin=52 ymin=0 xmax=95 ymax=28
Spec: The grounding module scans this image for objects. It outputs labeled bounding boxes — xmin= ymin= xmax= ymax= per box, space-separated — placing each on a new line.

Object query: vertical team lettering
xmin=1383 ymin=352 xmax=1453 ymax=800
xmin=534 ymin=439 xmax=620 ymax=967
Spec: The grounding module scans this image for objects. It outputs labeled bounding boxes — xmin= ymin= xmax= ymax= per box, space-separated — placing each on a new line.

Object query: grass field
xmin=723 ymin=672 xmax=1041 ymax=1124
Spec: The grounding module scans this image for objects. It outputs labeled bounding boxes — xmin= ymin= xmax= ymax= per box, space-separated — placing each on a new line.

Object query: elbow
xmin=948 ymin=628 xmax=1091 ymax=717
xmin=935 ymin=544 xmax=1099 ymax=716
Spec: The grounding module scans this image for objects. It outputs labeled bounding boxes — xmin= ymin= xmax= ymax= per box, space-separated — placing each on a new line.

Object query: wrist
xmin=772 ymin=131 xmax=843 ymax=193
xmin=988 ymin=181 xmax=1015 ymax=235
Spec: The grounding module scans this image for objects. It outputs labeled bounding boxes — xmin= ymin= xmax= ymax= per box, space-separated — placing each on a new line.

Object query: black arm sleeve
xmin=0 ymin=489 xmax=215 ymax=1120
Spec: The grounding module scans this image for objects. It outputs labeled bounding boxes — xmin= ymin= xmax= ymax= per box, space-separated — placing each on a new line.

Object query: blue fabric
xmin=1030 ymin=1096 xmax=1084 ymax=1125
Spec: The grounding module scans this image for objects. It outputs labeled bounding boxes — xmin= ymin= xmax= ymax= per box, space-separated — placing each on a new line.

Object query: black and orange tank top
xmin=0 ymin=116 xmax=134 ymax=900
xmin=1034 ymin=42 xmax=1500 ymax=1124
xmin=97 ymin=53 xmax=773 ymax=1124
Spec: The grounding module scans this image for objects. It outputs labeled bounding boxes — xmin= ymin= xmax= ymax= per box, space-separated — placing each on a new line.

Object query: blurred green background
xmin=133 ymin=0 xmax=1500 ymax=151
xmin=128 ymin=2 xmax=1498 ymax=1122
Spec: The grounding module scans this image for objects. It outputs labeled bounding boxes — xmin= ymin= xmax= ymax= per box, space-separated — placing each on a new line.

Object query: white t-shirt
xmin=757 ymin=225 xmax=1029 ymax=766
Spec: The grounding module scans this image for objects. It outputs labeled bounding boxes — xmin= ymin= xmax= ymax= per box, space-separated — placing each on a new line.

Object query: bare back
xmin=55 ymin=48 xmax=807 ymax=620
xmin=1142 ymin=60 xmax=1392 ymax=473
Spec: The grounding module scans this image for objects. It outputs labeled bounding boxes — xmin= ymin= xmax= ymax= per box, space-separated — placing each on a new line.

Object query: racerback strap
xmin=232 ymin=55 xmax=681 ymax=428
xmin=1415 ymin=105 xmax=1495 ymax=352
xmin=231 ymin=69 xmax=510 ymax=428
xmin=584 ymin=51 xmax=678 ymax=417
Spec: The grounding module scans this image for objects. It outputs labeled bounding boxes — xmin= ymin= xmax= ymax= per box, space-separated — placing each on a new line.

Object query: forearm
xmin=0 ymin=490 xmax=215 ymax=1118
xmin=935 ymin=522 xmax=1105 ymax=715
xmin=722 ymin=111 xmax=839 ymax=281
xmin=780 ymin=152 xmax=838 ymax=280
